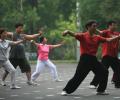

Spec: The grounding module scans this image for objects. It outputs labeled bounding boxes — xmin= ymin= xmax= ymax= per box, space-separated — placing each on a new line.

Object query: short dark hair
xmin=0 ymin=28 xmax=5 ymax=34
xmin=39 ymin=36 xmax=45 ymax=43
xmin=15 ymin=23 xmax=23 ymax=28
xmin=107 ymin=21 xmax=117 ymax=27
xmin=85 ymin=20 xmax=97 ymax=29
xmin=0 ymin=28 xmax=6 ymax=38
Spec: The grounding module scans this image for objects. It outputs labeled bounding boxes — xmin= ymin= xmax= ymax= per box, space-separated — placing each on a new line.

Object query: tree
xmin=0 ymin=0 xmax=76 ymax=60
xmin=100 ymin=0 xmax=120 ymax=23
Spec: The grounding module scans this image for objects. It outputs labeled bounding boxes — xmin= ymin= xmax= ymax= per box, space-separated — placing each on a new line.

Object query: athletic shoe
xmin=27 ymin=81 xmax=38 ymax=85
xmin=96 ymin=91 xmax=109 ymax=95
xmin=1 ymin=81 xmax=6 ymax=86
xmin=61 ymin=91 xmax=68 ymax=96
xmin=88 ymin=85 xmax=96 ymax=89
xmin=55 ymin=79 xmax=63 ymax=82
xmin=10 ymin=85 xmax=21 ymax=89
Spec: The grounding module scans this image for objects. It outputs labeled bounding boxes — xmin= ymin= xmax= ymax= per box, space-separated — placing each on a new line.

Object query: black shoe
xmin=96 ymin=91 xmax=109 ymax=95
xmin=115 ymin=85 xmax=120 ymax=88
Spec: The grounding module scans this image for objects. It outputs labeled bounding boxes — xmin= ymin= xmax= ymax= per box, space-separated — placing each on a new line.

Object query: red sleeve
xmin=75 ymin=33 xmax=84 ymax=41
xmin=114 ymin=32 xmax=120 ymax=35
xmin=100 ymin=30 xmax=108 ymax=37
xmin=97 ymin=35 xmax=107 ymax=43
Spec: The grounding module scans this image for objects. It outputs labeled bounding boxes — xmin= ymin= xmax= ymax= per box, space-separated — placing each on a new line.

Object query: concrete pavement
xmin=0 ymin=63 xmax=120 ymax=100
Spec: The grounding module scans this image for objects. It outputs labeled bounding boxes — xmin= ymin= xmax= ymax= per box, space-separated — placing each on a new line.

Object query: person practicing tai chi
xmin=31 ymin=36 xmax=64 ymax=82
xmin=89 ymin=21 xmax=120 ymax=89
xmin=0 ymin=28 xmax=24 ymax=89
xmin=61 ymin=20 xmax=120 ymax=96
xmin=1 ymin=23 xmax=42 ymax=86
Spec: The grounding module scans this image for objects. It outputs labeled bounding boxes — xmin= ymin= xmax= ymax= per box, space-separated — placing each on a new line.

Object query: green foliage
xmin=78 ymin=0 xmax=120 ymax=59
xmin=79 ymin=0 xmax=120 ymax=30
xmin=0 ymin=0 xmax=76 ymax=60
xmin=44 ymin=13 xmax=77 ymax=60
xmin=79 ymin=0 xmax=105 ymax=30
xmin=24 ymin=7 xmax=40 ymax=33
xmin=100 ymin=0 xmax=120 ymax=22
xmin=0 ymin=0 xmax=76 ymax=32
xmin=1 ymin=0 xmax=120 ymax=60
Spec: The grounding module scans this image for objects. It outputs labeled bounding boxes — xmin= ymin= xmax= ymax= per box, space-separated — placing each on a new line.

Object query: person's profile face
xmin=1 ymin=31 xmax=7 ymax=39
xmin=42 ymin=37 xmax=47 ymax=43
xmin=110 ymin=23 xmax=117 ymax=31
xmin=89 ymin=23 xmax=98 ymax=32
xmin=91 ymin=23 xmax=98 ymax=29
xmin=16 ymin=26 xmax=23 ymax=33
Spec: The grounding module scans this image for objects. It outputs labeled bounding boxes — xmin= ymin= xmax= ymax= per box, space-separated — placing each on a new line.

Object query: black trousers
xmin=90 ymin=56 xmax=120 ymax=87
xmin=63 ymin=54 xmax=108 ymax=94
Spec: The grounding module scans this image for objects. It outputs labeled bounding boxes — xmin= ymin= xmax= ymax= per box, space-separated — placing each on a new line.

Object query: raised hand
xmin=38 ymin=31 xmax=43 ymax=36
xmin=30 ymin=40 xmax=35 ymax=43
xmin=62 ymin=30 xmax=69 ymax=36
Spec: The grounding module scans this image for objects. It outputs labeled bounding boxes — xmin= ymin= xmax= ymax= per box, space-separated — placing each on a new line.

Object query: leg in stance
xmin=62 ymin=57 xmax=91 ymax=95
xmin=3 ymin=60 xmax=21 ymax=89
xmin=1 ymin=70 xmax=9 ymax=86
xmin=31 ymin=60 xmax=45 ymax=81
xmin=92 ymin=61 xmax=109 ymax=95
xmin=45 ymin=59 xmax=62 ymax=82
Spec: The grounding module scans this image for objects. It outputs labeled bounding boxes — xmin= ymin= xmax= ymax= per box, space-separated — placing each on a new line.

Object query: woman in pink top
xmin=31 ymin=36 xmax=64 ymax=82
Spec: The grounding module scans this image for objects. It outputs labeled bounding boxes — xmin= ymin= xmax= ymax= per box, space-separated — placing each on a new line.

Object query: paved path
xmin=0 ymin=63 xmax=120 ymax=100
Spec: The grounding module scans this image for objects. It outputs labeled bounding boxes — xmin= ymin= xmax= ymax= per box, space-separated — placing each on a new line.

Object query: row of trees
xmin=0 ymin=0 xmax=120 ymax=60
xmin=79 ymin=0 xmax=120 ymax=30
xmin=79 ymin=0 xmax=120 ymax=59
xmin=0 ymin=0 xmax=77 ymax=60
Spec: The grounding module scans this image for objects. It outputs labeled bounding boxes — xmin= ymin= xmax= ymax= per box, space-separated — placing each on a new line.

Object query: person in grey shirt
xmin=0 ymin=28 xmax=24 ymax=89
xmin=1 ymin=23 xmax=42 ymax=86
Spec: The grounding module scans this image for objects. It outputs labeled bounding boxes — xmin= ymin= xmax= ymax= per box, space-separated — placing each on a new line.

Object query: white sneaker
xmin=88 ymin=85 xmax=96 ymax=89
xmin=1 ymin=81 xmax=6 ymax=86
xmin=10 ymin=85 xmax=21 ymax=89
xmin=55 ymin=79 xmax=63 ymax=82
xmin=61 ymin=91 xmax=68 ymax=96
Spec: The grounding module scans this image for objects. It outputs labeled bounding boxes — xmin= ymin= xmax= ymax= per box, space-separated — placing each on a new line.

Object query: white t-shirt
xmin=0 ymin=39 xmax=13 ymax=61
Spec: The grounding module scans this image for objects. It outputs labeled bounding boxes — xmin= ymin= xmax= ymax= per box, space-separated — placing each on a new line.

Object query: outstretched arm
xmin=24 ymin=31 xmax=43 ymax=40
xmin=62 ymin=30 xmax=83 ymax=37
xmin=51 ymin=41 xmax=64 ymax=48
xmin=62 ymin=30 xmax=75 ymax=37
xmin=103 ymin=35 xmax=120 ymax=43
xmin=62 ymin=30 xmax=76 ymax=37
xmin=30 ymin=40 xmax=39 ymax=46
xmin=11 ymin=40 xmax=24 ymax=45
xmin=96 ymin=29 xmax=103 ymax=34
